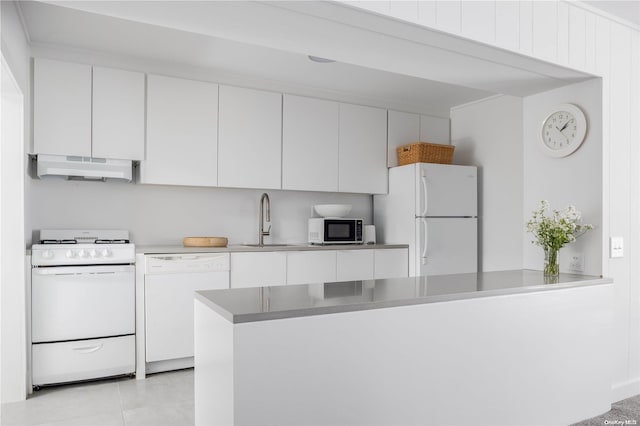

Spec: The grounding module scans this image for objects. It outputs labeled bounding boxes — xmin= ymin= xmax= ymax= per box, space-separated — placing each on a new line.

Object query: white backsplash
xmin=26 ymin=178 xmax=372 ymax=247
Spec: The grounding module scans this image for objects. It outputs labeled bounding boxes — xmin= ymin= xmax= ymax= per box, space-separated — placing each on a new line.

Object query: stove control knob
xmin=65 ymin=250 xmax=76 ymax=258
xmin=41 ymin=250 xmax=54 ymax=259
xmin=78 ymin=249 xmax=88 ymax=258
xmin=101 ymin=249 xmax=112 ymax=257
xmin=89 ymin=249 xmax=98 ymax=258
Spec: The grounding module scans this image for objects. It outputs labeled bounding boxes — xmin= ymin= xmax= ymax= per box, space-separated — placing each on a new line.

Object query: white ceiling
xmin=18 ymin=1 xmax=594 ymax=117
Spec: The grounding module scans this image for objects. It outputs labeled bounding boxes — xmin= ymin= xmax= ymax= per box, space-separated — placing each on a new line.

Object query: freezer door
xmin=415 ymin=218 xmax=477 ymax=276
xmin=416 ymin=163 xmax=477 ymax=217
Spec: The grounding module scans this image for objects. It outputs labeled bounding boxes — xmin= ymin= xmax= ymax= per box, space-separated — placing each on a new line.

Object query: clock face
xmin=539 ymin=103 xmax=587 ymax=158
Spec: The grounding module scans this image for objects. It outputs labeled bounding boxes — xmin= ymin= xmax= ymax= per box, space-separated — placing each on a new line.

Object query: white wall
xmin=450 ymin=95 xmax=524 ymax=272
xmin=27 ymin=179 xmax=372 ymax=247
xmin=349 ymin=0 xmax=639 ymax=401
xmin=1 ymin=0 xmax=29 ymax=403
xmin=522 ymin=79 xmax=603 ymax=276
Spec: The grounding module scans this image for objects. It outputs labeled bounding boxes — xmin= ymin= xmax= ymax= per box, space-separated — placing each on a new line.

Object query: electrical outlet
xmin=610 ymin=236 xmax=624 ymax=258
xmin=568 ymin=254 xmax=584 ymax=272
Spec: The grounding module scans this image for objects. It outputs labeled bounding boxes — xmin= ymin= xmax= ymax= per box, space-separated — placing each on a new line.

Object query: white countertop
xmin=135 ymin=243 xmax=408 ymax=254
xmin=195 ymin=270 xmax=612 ymax=323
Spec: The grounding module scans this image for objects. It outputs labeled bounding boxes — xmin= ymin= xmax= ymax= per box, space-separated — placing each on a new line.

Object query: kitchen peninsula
xmin=194 ymin=270 xmax=613 ymax=426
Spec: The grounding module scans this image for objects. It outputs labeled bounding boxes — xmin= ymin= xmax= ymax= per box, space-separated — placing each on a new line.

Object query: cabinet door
xmin=92 ymin=66 xmax=145 ymax=160
xmin=336 ymin=250 xmax=374 ymax=281
xmin=218 ymin=85 xmax=282 ymax=189
xmin=339 ymin=103 xmax=388 ymax=194
xmin=287 ymin=251 xmax=337 ymax=285
xmin=145 ymin=271 xmax=229 ymax=362
xmin=388 ymin=110 xmax=420 ymax=167
xmin=282 ymin=95 xmax=339 ymax=192
xmin=141 ymin=75 xmax=218 ymax=186
xmin=375 ymin=248 xmax=409 ymax=279
xmin=230 ymin=252 xmax=287 ymax=288
xmin=33 ymin=58 xmax=91 ymax=157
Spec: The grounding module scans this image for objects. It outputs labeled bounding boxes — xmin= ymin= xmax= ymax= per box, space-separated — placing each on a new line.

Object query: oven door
xmin=32 ymin=265 xmax=135 ymax=343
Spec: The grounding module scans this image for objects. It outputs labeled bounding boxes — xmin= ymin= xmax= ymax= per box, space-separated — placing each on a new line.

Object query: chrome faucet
xmin=259 ymin=193 xmax=271 ymax=246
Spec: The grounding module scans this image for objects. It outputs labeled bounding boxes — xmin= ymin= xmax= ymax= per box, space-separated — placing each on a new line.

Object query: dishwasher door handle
xmin=145 ymin=253 xmax=230 ymax=274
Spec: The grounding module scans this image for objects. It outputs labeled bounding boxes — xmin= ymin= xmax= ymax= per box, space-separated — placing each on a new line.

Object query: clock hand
xmin=559 ymin=121 xmax=570 ymax=132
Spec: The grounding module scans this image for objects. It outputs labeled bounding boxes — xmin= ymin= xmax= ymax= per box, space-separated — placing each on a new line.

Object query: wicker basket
xmin=397 ymin=142 xmax=454 ymax=166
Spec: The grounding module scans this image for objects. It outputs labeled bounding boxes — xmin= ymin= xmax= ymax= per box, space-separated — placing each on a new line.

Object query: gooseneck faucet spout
xmin=259 ymin=193 xmax=271 ymax=246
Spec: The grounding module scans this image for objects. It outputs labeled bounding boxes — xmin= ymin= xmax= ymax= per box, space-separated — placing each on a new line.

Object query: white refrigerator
xmin=374 ymin=162 xmax=477 ymax=277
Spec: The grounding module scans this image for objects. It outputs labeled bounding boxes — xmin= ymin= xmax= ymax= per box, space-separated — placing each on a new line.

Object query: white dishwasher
xmin=144 ymin=252 xmax=229 ymax=364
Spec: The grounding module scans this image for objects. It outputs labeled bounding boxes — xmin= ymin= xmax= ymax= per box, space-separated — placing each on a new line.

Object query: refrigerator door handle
xmin=421 ymin=218 xmax=428 ymax=264
xmin=421 ymin=175 xmax=428 ymax=217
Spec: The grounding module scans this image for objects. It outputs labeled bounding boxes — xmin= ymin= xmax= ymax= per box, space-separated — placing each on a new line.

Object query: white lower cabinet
xmin=337 ymin=250 xmax=374 ymax=281
xmin=230 ymin=249 xmax=408 ymax=289
xmin=231 ymin=252 xmax=287 ymax=288
xmin=32 ymin=335 xmax=135 ymax=386
xmin=374 ymin=248 xmax=409 ymax=279
xmin=287 ymin=251 xmax=337 ymax=285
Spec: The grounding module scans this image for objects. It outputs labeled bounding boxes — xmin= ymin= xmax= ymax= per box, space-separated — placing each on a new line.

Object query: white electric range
xmin=30 ymin=230 xmax=136 ymax=388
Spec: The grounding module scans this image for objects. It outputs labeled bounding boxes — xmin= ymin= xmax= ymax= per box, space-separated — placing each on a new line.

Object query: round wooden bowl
xmin=182 ymin=237 xmax=228 ymax=248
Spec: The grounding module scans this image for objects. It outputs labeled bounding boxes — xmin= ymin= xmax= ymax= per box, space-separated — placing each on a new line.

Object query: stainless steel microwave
xmin=308 ymin=218 xmax=363 ymax=245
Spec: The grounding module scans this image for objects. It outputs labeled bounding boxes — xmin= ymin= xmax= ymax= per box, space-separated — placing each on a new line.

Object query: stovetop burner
xmin=38 ymin=229 xmax=131 ymax=246
xmin=39 ymin=239 xmax=131 ymax=245
xmin=40 ymin=239 xmax=78 ymax=244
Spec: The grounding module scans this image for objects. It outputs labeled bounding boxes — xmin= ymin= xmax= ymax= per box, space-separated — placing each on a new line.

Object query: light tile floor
xmin=3 ymin=369 xmax=638 ymax=426
xmin=0 ymin=369 xmax=194 ymax=426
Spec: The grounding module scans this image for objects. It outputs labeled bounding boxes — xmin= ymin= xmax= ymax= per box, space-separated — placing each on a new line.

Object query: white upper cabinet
xmin=339 ymin=103 xmax=388 ymax=194
xmin=218 ymin=85 xmax=282 ymax=189
xmin=34 ymin=58 xmax=92 ymax=157
xmin=141 ymin=75 xmax=218 ymax=187
xmin=282 ymin=95 xmax=339 ymax=192
xmin=34 ymin=59 xmax=145 ymax=160
xmin=92 ymin=66 xmax=145 ymax=161
xmin=387 ymin=110 xmax=420 ymax=168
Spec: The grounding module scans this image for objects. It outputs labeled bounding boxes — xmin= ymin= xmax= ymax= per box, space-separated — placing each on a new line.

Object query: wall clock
xmin=540 ymin=103 xmax=587 ymax=158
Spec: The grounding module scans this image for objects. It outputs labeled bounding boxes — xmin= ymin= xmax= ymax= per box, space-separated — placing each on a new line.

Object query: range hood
xmin=36 ymin=154 xmax=133 ymax=182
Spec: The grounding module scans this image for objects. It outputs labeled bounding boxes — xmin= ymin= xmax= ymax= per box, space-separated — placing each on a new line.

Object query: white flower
xmin=526 ymin=200 xmax=593 ymax=251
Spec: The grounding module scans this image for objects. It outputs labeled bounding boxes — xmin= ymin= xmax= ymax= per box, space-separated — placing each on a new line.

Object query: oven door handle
xmin=32 ymin=265 xmax=134 ymax=276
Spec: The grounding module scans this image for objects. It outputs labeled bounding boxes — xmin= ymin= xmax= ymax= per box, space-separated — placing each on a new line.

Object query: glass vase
xmin=544 ymin=246 xmax=560 ymax=278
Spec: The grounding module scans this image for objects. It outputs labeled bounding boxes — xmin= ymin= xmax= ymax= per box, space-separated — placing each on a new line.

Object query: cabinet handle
xmin=72 ymin=344 xmax=103 ymax=354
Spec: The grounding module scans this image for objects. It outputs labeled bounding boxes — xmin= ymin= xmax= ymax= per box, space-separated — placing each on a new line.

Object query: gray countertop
xmin=136 ymin=243 xmax=408 ymax=254
xmin=195 ymin=270 xmax=612 ymax=324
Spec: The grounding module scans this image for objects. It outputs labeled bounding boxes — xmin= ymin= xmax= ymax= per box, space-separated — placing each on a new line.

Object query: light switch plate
xmin=610 ymin=236 xmax=624 ymax=258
